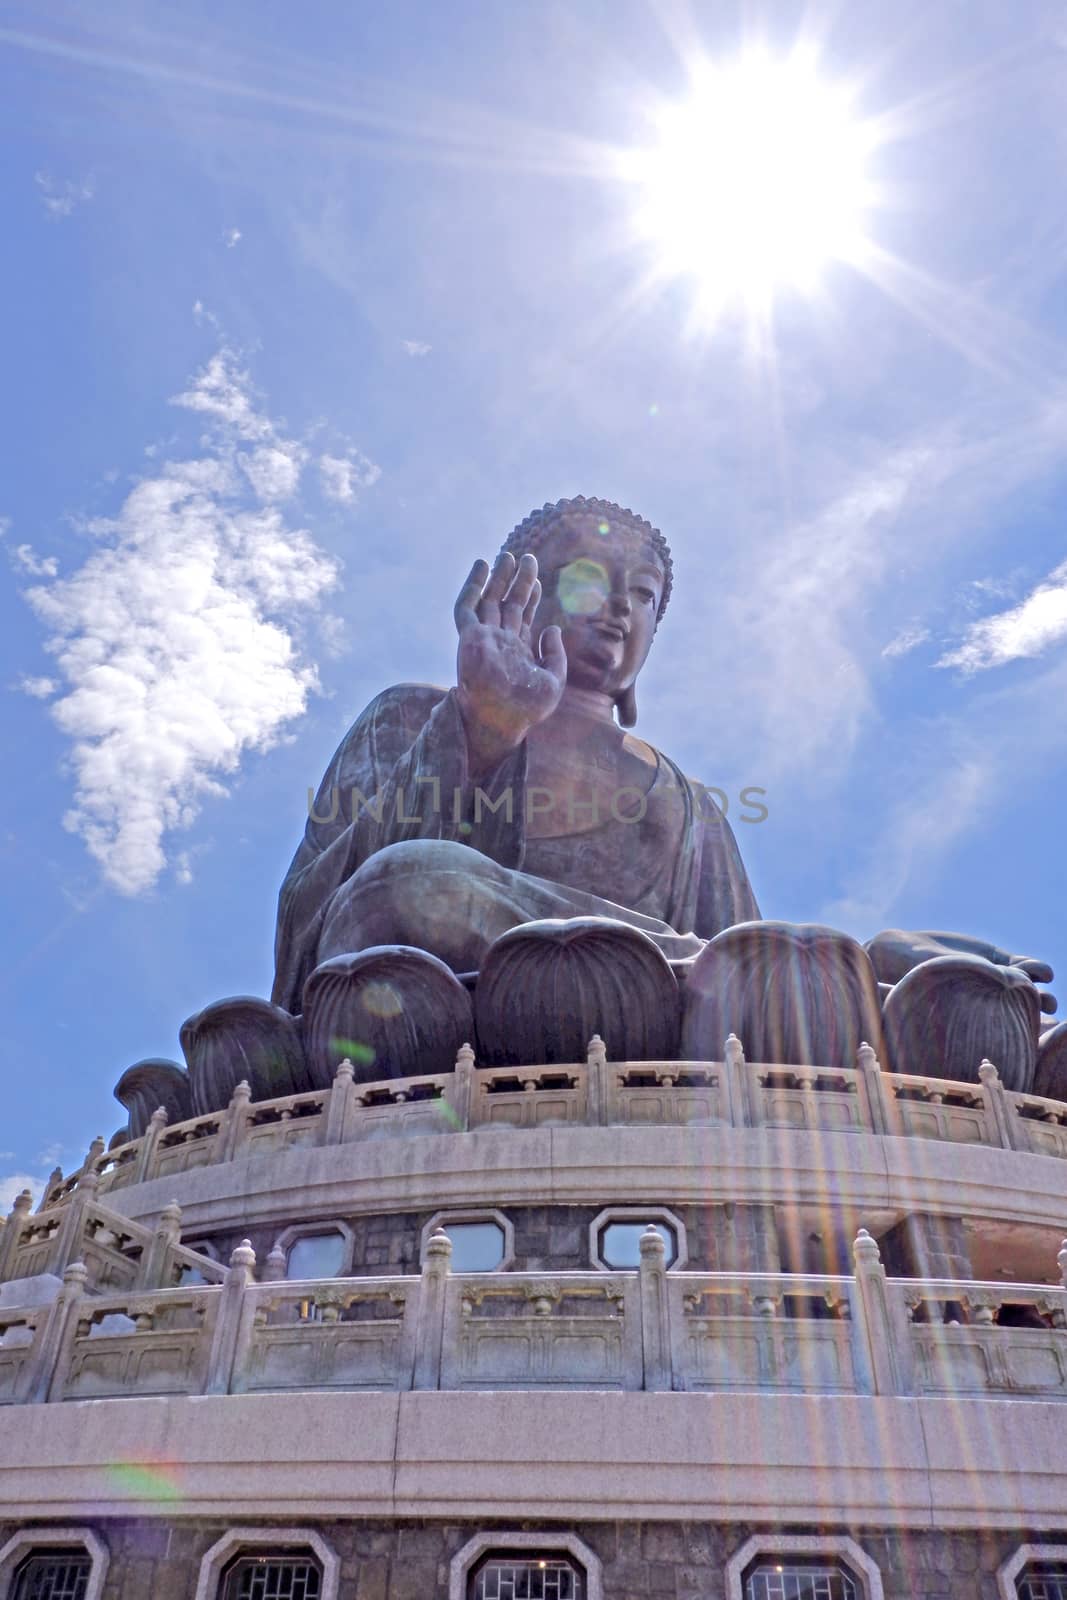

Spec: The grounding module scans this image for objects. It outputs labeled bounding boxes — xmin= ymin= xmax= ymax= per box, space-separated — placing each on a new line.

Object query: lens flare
xmin=558 ymin=558 xmax=610 ymax=616
xmin=623 ymin=48 xmax=878 ymax=319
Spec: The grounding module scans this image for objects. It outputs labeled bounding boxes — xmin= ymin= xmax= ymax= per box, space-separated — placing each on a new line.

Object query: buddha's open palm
xmin=454 ymin=552 xmax=567 ymax=769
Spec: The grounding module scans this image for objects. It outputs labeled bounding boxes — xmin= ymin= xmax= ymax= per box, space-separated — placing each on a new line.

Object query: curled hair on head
xmin=499 ymin=495 xmax=673 ymax=621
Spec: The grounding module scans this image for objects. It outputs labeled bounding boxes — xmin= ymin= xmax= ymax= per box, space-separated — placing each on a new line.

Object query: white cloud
xmin=18 ymin=676 xmax=58 ymax=699
xmin=35 ymin=171 xmax=94 ymax=220
xmin=0 ymin=516 xmax=10 ymax=538
xmin=174 ymin=851 xmax=194 ymax=885
xmin=882 ymin=623 xmax=930 ymax=660
xmin=0 ymin=1174 xmax=44 ymax=1210
xmin=401 ymin=339 xmax=431 ymax=357
xmin=10 ymin=544 xmax=58 ymax=577
xmin=938 ymin=557 xmax=1067 ymax=674
xmin=19 ymin=342 xmax=378 ymax=895
xmin=238 ymin=443 xmax=305 ymax=501
xmin=319 ymin=450 xmax=381 ymax=504
xmin=224 ymin=227 xmax=242 ymax=249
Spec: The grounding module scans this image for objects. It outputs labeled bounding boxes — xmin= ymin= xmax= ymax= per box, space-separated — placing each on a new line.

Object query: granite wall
xmin=2 ymin=1516 xmax=1062 ymax=1600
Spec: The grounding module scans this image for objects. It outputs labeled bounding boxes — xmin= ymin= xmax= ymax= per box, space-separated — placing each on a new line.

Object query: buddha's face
xmin=529 ymin=513 xmax=666 ymax=698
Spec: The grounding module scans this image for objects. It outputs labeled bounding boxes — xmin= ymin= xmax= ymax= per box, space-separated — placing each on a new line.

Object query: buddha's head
xmin=499 ymin=496 xmax=672 ymax=727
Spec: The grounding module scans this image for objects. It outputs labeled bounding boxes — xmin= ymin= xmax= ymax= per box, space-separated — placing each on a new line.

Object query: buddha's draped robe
xmin=272 ymin=684 xmax=760 ymax=1013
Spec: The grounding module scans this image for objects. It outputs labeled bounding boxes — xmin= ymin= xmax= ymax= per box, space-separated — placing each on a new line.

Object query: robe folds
xmin=272 ymin=683 xmax=760 ymax=1014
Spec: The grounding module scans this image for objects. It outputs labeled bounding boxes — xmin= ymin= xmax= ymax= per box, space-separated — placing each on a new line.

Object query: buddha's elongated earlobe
xmin=616 ymin=684 xmax=638 ymax=728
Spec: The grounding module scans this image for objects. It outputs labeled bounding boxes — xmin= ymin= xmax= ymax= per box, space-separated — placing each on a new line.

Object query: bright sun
xmin=625 ymin=51 xmax=877 ymax=318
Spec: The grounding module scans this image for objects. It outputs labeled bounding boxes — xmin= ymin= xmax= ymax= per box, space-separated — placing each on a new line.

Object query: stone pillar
xmin=0 ymin=1188 xmax=34 ymax=1283
xmin=412 ymin=1227 xmax=451 ymax=1390
xmin=586 ymin=1035 xmax=608 ymax=1125
xmin=138 ymin=1200 xmax=182 ymax=1289
xmin=27 ymin=1260 xmax=88 ymax=1404
xmin=638 ymin=1226 xmax=671 ymax=1391
xmin=263 ymin=1242 xmax=288 ymax=1283
xmin=134 ymin=1106 xmax=169 ymax=1183
xmin=324 ymin=1058 xmax=356 ymax=1144
xmin=856 ymin=1042 xmax=891 ymax=1135
xmin=205 ymin=1240 xmax=256 ymax=1394
xmin=220 ymin=1080 xmax=252 ymax=1162
xmin=850 ymin=1229 xmax=909 ymax=1395
xmin=722 ymin=1033 xmax=751 ymax=1127
xmin=978 ymin=1058 xmax=1019 ymax=1150
xmin=53 ymin=1169 xmax=100 ymax=1278
xmin=444 ymin=1043 xmax=475 ymax=1132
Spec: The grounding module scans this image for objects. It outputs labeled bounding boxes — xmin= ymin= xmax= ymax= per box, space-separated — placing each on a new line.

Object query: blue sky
xmin=3 ymin=0 xmax=1067 ymax=1198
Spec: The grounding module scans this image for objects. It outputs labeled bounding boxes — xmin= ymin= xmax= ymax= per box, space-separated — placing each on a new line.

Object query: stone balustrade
xmin=13 ymin=1038 xmax=1067 ymax=1229
xmin=3 ymin=1228 xmax=1067 ymax=1407
xmin=0 ymin=1179 xmax=224 ymax=1298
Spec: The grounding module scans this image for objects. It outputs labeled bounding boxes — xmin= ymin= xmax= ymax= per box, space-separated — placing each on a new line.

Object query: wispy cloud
xmin=821 ymin=647 xmax=1067 ymax=934
xmin=17 ymin=676 xmax=58 ymax=700
xmin=882 ymin=623 xmax=930 ymax=659
xmin=10 ymin=544 xmax=58 ymax=577
xmin=20 ymin=341 xmax=379 ymax=894
xmin=937 ymin=557 xmax=1067 ymax=673
xmin=319 ymin=450 xmax=381 ymax=504
xmin=34 ymin=171 xmax=94 ymax=219
xmin=401 ymin=339 xmax=431 ymax=357
xmin=0 ymin=1173 xmax=44 ymax=1210
xmin=224 ymin=227 xmax=242 ymax=249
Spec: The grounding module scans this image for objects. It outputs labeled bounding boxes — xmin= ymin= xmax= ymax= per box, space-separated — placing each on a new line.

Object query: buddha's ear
xmin=616 ymin=684 xmax=638 ymax=728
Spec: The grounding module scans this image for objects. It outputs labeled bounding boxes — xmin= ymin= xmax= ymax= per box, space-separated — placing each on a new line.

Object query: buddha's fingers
xmin=500 ymin=554 xmax=538 ymax=632
xmin=518 ymin=579 xmax=541 ymax=645
xmin=477 ymin=551 xmax=517 ymax=628
xmin=454 ymin=559 xmax=490 ymax=632
xmin=539 ymin=624 xmax=567 ymax=683
xmin=1013 ymin=956 xmax=1055 ymax=984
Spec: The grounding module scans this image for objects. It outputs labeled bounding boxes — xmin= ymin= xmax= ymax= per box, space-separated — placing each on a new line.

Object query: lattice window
xmin=221 ymin=1554 xmax=323 ymax=1600
xmin=744 ymin=1561 xmax=858 ymax=1600
xmin=12 ymin=1551 xmax=91 ymax=1600
xmin=1018 ymin=1566 xmax=1067 ymax=1600
xmin=472 ymin=1555 xmax=584 ymax=1600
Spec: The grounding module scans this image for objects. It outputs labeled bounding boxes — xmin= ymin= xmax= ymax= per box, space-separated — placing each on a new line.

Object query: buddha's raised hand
xmin=453 ymin=552 xmax=567 ymax=777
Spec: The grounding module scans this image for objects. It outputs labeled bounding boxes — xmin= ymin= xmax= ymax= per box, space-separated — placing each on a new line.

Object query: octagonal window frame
xmin=589 ymin=1205 xmax=687 ymax=1272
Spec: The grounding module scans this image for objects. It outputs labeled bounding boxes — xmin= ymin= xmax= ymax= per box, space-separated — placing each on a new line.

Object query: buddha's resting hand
xmin=453 ymin=551 xmax=567 ymax=779
xmin=867 ymin=928 xmax=1057 ymax=1014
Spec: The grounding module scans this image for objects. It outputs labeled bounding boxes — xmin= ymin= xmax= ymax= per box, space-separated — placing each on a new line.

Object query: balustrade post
xmin=324 ymin=1059 xmax=356 ymax=1145
xmin=412 ymin=1227 xmax=452 ymax=1390
xmin=586 ymin=1035 xmax=608 ymax=1125
xmin=138 ymin=1200 xmax=182 ymax=1289
xmin=978 ymin=1059 xmax=1018 ymax=1150
xmin=220 ymin=1080 xmax=252 ymax=1162
xmin=134 ymin=1106 xmax=168 ymax=1183
xmin=53 ymin=1169 xmax=100 ymax=1278
xmin=850 ymin=1228 xmax=910 ymax=1396
xmin=25 ymin=1260 xmax=88 ymax=1404
xmin=0 ymin=1188 xmax=34 ymax=1283
xmin=40 ymin=1169 xmax=63 ymax=1211
xmin=205 ymin=1240 xmax=256 ymax=1394
xmin=263 ymin=1242 xmax=288 ymax=1283
xmin=722 ymin=1034 xmax=751 ymax=1128
xmin=856 ymin=1042 xmax=891 ymax=1136
xmin=444 ymin=1043 xmax=475 ymax=1132
xmin=638 ymin=1225 xmax=671 ymax=1391
xmin=1057 ymin=1240 xmax=1067 ymax=1291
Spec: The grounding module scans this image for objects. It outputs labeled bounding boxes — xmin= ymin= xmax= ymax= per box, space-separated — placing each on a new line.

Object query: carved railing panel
xmin=470 ymin=1067 xmax=589 ymax=1131
xmin=237 ymin=1279 xmax=416 ymax=1393
xmin=442 ymin=1273 xmax=638 ymax=1389
xmin=609 ymin=1064 xmax=727 ymax=1127
xmin=59 ymin=1288 xmax=218 ymax=1401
